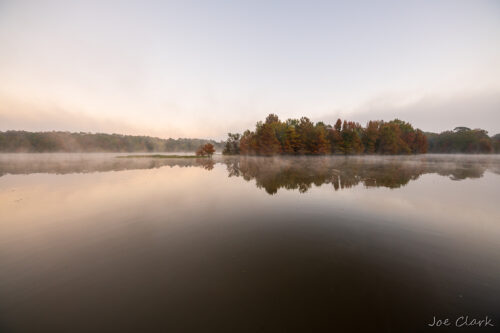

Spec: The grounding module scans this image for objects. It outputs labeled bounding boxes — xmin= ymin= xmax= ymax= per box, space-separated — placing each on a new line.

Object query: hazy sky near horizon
xmin=1 ymin=0 xmax=499 ymax=139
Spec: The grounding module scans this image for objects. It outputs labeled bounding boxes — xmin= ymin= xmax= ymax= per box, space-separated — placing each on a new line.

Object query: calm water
xmin=0 ymin=154 xmax=499 ymax=332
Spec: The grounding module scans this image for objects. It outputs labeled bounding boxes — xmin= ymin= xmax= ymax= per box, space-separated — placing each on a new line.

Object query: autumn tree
xmin=239 ymin=130 xmax=257 ymax=155
xmin=362 ymin=121 xmax=381 ymax=154
xmin=341 ymin=121 xmax=364 ymax=154
xmin=256 ymin=122 xmax=281 ymax=155
xmin=312 ymin=122 xmax=331 ymax=154
xmin=378 ymin=122 xmax=410 ymax=154
xmin=296 ymin=117 xmax=315 ymax=154
xmin=328 ymin=119 xmax=344 ymax=154
xmin=284 ymin=119 xmax=302 ymax=153
xmin=413 ymin=130 xmax=428 ymax=153
xmin=196 ymin=143 xmax=215 ymax=157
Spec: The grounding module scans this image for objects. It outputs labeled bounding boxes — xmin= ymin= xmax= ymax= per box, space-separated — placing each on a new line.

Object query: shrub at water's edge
xmin=196 ymin=143 xmax=215 ymax=157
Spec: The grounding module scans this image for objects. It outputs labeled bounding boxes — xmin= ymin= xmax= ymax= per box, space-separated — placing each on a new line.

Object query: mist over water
xmin=0 ymin=154 xmax=499 ymax=332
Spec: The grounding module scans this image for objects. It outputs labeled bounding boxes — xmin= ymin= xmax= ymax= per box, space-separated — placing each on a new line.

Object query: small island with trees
xmin=223 ymin=114 xmax=500 ymax=155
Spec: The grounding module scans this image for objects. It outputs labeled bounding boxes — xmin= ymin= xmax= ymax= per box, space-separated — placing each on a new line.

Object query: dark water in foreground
xmin=0 ymin=154 xmax=499 ymax=332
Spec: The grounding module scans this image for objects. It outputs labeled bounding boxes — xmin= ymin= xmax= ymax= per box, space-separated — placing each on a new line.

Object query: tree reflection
xmin=0 ymin=155 xmax=498 ymax=195
xmin=196 ymin=158 xmax=215 ymax=170
xmin=0 ymin=155 xmax=215 ymax=177
xmin=222 ymin=156 xmax=497 ymax=195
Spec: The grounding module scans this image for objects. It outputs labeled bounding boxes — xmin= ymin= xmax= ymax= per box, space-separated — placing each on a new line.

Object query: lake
xmin=0 ymin=154 xmax=499 ymax=332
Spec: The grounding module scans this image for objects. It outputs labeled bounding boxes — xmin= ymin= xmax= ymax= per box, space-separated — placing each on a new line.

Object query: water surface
xmin=0 ymin=154 xmax=499 ymax=332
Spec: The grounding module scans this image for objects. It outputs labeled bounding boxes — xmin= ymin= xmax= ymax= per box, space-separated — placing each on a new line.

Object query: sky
xmin=0 ymin=0 xmax=499 ymax=140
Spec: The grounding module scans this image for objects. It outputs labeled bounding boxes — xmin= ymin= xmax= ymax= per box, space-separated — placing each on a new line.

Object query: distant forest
xmin=426 ymin=128 xmax=499 ymax=154
xmin=0 ymin=131 xmax=224 ymax=153
xmin=223 ymin=114 xmax=500 ymax=155
xmin=1 ymin=116 xmax=499 ymax=154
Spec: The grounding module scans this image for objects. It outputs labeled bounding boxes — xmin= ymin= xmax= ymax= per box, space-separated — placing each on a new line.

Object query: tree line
xmin=0 ymin=131 xmax=224 ymax=153
xmin=1 ymin=120 xmax=498 ymax=154
xmin=223 ymin=114 xmax=500 ymax=155
xmin=426 ymin=127 xmax=499 ymax=153
xmin=223 ymin=114 xmax=428 ymax=155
